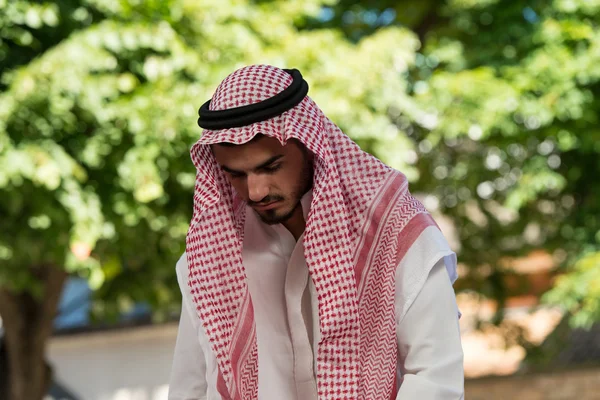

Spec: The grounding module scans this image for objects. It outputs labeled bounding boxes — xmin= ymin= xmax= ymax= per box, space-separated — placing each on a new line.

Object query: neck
xmin=282 ymin=204 xmax=306 ymax=241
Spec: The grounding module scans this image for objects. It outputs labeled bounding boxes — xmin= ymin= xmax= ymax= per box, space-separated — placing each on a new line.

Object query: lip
xmin=253 ymin=201 xmax=281 ymax=211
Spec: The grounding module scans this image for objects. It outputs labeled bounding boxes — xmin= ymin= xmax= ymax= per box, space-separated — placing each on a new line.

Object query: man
xmin=169 ymin=65 xmax=464 ymax=400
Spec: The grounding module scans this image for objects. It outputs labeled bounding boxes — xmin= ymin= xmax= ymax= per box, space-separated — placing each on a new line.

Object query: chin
xmin=258 ymin=202 xmax=297 ymax=225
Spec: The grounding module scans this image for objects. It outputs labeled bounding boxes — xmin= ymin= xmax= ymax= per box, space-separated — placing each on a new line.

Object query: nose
xmin=247 ymin=174 xmax=269 ymax=203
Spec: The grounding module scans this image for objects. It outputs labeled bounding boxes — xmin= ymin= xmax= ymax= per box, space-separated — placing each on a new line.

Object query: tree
xmin=0 ymin=1 xmax=418 ymax=399
xmin=2 ymin=1 xmax=599 ymax=398
xmin=304 ymin=0 xmax=600 ymax=328
xmin=405 ymin=0 xmax=600 ymax=329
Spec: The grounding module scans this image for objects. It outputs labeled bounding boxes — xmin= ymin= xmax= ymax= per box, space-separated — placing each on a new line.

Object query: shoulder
xmin=395 ymin=226 xmax=458 ymax=322
xmin=396 ymin=225 xmax=457 ymax=283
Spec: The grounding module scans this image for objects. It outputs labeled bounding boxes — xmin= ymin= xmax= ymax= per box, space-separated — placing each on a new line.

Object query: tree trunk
xmin=0 ymin=263 xmax=67 ymax=400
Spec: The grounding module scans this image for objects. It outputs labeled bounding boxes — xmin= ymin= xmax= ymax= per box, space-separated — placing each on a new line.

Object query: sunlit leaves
xmin=401 ymin=0 xmax=600 ymax=327
xmin=0 ymin=0 xmax=427 ymax=321
xmin=543 ymin=252 xmax=600 ymax=328
xmin=2 ymin=0 xmax=599 ymax=328
xmin=553 ymin=0 xmax=600 ymax=15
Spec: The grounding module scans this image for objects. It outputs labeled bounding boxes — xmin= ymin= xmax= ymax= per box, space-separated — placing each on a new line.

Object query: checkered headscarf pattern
xmin=186 ymin=65 xmax=434 ymax=399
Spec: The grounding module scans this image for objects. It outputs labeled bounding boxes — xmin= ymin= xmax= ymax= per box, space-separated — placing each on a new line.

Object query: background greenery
xmin=0 ymin=0 xmax=599 ymax=398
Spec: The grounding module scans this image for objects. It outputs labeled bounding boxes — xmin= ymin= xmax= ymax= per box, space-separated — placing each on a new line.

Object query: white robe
xmin=169 ymin=192 xmax=464 ymax=399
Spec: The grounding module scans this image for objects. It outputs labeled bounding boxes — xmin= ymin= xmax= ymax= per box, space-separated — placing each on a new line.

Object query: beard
xmin=254 ymin=157 xmax=313 ymax=225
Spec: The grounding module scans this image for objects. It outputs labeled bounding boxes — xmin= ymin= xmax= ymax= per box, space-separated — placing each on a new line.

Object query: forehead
xmin=211 ymin=135 xmax=302 ymax=169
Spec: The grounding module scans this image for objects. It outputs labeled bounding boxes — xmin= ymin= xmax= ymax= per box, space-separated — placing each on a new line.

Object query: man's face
xmin=211 ymin=135 xmax=313 ymax=225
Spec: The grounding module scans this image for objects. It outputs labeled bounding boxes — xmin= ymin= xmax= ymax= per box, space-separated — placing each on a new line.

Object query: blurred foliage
xmin=543 ymin=252 xmax=600 ymax=329
xmin=0 ymin=0 xmax=418 ymax=322
xmin=409 ymin=0 xmax=600 ymax=329
xmin=0 ymin=0 xmax=599 ymax=329
xmin=307 ymin=0 xmax=600 ymax=328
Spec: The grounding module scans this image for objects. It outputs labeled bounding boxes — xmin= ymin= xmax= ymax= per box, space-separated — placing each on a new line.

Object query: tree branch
xmin=413 ymin=9 xmax=440 ymax=49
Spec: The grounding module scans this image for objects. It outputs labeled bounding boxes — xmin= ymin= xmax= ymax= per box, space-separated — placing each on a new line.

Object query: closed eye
xmin=220 ymin=155 xmax=284 ymax=178
xmin=262 ymin=163 xmax=281 ymax=173
xmin=225 ymin=164 xmax=281 ymax=178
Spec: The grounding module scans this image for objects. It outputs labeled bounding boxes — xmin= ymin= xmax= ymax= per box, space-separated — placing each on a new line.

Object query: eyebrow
xmin=220 ymin=154 xmax=284 ymax=175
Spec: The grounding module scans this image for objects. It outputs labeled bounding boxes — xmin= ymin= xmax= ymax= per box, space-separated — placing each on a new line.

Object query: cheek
xmin=278 ymin=169 xmax=303 ymax=196
xmin=229 ymin=179 xmax=248 ymax=200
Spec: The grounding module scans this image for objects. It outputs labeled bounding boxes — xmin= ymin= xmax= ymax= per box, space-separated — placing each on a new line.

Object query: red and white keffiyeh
xmin=186 ymin=65 xmax=439 ymax=399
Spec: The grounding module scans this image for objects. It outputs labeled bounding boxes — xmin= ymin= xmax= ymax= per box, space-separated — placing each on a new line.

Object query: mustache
xmin=249 ymin=195 xmax=284 ymax=207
